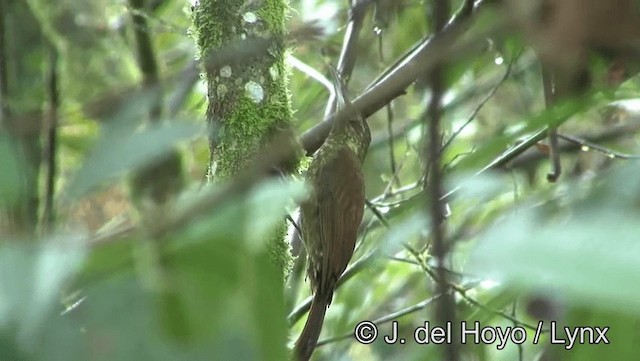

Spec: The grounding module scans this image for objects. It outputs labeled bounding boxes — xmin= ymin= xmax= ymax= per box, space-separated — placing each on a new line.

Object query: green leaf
xmin=0 ymin=240 xmax=86 ymax=358
xmin=243 ymin=179 xmax=307 ymax=250
xmin=75 ymin=235 xmax=136 ymax=287
xmin=65 ymin=122 xmax=202 ymax=198
xmin=132 ymin=179 xmax=299 ymax=359
xmin=548 ymin=308 xmax=640 ymax=360
xmin=469 ymin=206 xmax=640 ymax=314
xmin=382 ymin=211 xmax=427 ymax=253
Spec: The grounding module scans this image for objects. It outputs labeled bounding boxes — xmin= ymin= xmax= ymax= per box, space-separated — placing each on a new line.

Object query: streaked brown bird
xmin=294 ymin=66 xmax=370 ymax=361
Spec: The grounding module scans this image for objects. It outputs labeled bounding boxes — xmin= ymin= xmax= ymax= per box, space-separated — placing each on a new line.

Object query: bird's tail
xmin=294 ymin=296 xmax=328 ymax=361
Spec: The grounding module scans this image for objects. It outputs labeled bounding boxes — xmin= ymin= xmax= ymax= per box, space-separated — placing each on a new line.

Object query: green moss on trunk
xmin=192 ymin=0 xmax=298 ymax=276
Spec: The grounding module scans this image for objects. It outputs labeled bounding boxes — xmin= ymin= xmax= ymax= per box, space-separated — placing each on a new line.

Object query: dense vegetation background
xmin=1 ymin=0 xmax=640 ymax=360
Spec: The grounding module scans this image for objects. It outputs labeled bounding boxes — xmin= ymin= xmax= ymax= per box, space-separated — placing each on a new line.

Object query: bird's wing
xmin=314 ymin=148 xmax=365 ymax=299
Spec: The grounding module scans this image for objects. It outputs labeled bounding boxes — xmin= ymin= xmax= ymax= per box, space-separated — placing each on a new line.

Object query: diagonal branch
xmin=301 ymin=0 xmax=495 ymax=155
xmin=323 ymin=0 xmax=371 ymax=118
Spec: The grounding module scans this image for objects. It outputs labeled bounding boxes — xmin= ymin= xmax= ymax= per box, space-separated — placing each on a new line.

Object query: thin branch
xmin=376 ymin=138 xmax=413 ymax=200
xmin=337 ymin=0 xmax=371 ymax=80
xmin=323 ymin=0 xmax=371 ymax=118
xmin=301 ymin=0 xmax=494 ymax=155
xmin=288 ymin=55 xmax=334 ymax=93
xmin=316 ymin=252 xmax=545 ymax=350
xmin=386 ymin=256 xmax=420 ymax=265
xmin=286 ymin=213 xmax=303 ymax=239
xmin=129 ymin=0 xmax=162 ymax=119
xmin=374 ymin=176 xmax=423 ymax=202
xmin=288 ymin=250 xmax=379 ymax=325
xmin=506 ymin=119 xmax=640 ymax=169
xmin=385 ymin=104 xmax=400 ymax=187
xmin=425 ymin=0 xmax=458 ymax=359
xmin=404 ymin=246 xmax=541 ymax=332
xmin=541 ymin=66 xmax=561 ymax=181
xmin=316 ymin=294 xmax=444 ymax=347
xmin=557 ymin=133 xmax=640 ymax=159
xmin=457 ymin=289 xmax=541 ymax=331
xmin=41 ymin=43 xmax=59 ymax=232
xmin=512 ymin=300 xmax=524 ymax=361
xmin=375 ymin=12 xmax=402 ymax=190
xmin=369 ymin=57 xmax=535 ymax=151
xmin=354 ymin=116 xmax=640 ymax=259
xmin=372 ymin=51 xmax=533 ymax=207
xmin=364 ymin=199 xmax=390 ymax=228
xmin=442 ymin=53 xmax=520 ymax=152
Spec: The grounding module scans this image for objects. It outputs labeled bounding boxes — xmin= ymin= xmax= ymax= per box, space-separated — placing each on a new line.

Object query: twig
xmin=512 ymin=300 xmax=524 ymax=361
xmin=505 ymin=119 xmax=640 ymax=169
xmin=286 ymin=213 xmax=303 ymax=239
xmin=404 ymin=246 xmax=541 ymax=332
xmin=541 ymin=66 xmax=561 ymax=181
xmin=288 ymin=250 xmax=379 ymax=325
xmin=442 ymin=52 xmax=520 ymax=152
xmin=557 ymin=133 xmax=640 ymax=159
xmin=301 ymin=0 xmax=494 ymax=155
xmin=385 ymin=102 xmax=401 ymax=188
xmin=323 ymin=0 xmax=371 ymax=118
xmin=364 ymin=199 xmax=390 ymax=228
xmin=368 ymin=55 xmax=535 ymax=151
xmin=373 ymin=6 xmax=401 ymax=190
xmin=316 ymin=294 xmax=444 ymax=347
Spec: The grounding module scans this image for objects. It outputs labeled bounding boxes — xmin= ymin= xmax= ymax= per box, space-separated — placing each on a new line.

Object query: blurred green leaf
xmin=70 ymin=178 xmax=300 ymax=360
xmin=66 ymin=122 xmax=202 ymax=198
xmin=0 ymin=239 xmax=86 ymax=358
xmin=244 ymin=179 xmax=307 ymax=250
xmin=450 ymin=172 xmax=509 ymax=203
xmin=550 ymin=308 xmax=640 ymax=361
xmin=382 ymin=211 xmax=427 ymax=253
xmin=469 ymin=164 xmax=640 ymax=315
xmin=76 ymin=236 xmax=136 ymax=287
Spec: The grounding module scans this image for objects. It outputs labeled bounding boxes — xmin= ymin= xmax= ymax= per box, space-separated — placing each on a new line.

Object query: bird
xmin=294 ymin=65 xmax=371 ymax=361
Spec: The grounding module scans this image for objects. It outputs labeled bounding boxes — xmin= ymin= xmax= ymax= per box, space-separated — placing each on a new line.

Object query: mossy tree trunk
xmin=192 ymin=0 xmax=298 ymax=274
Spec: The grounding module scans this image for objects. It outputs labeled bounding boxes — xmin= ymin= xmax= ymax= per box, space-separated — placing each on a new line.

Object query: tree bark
xmin=192 ymin=0 xmax=299 ymax=274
